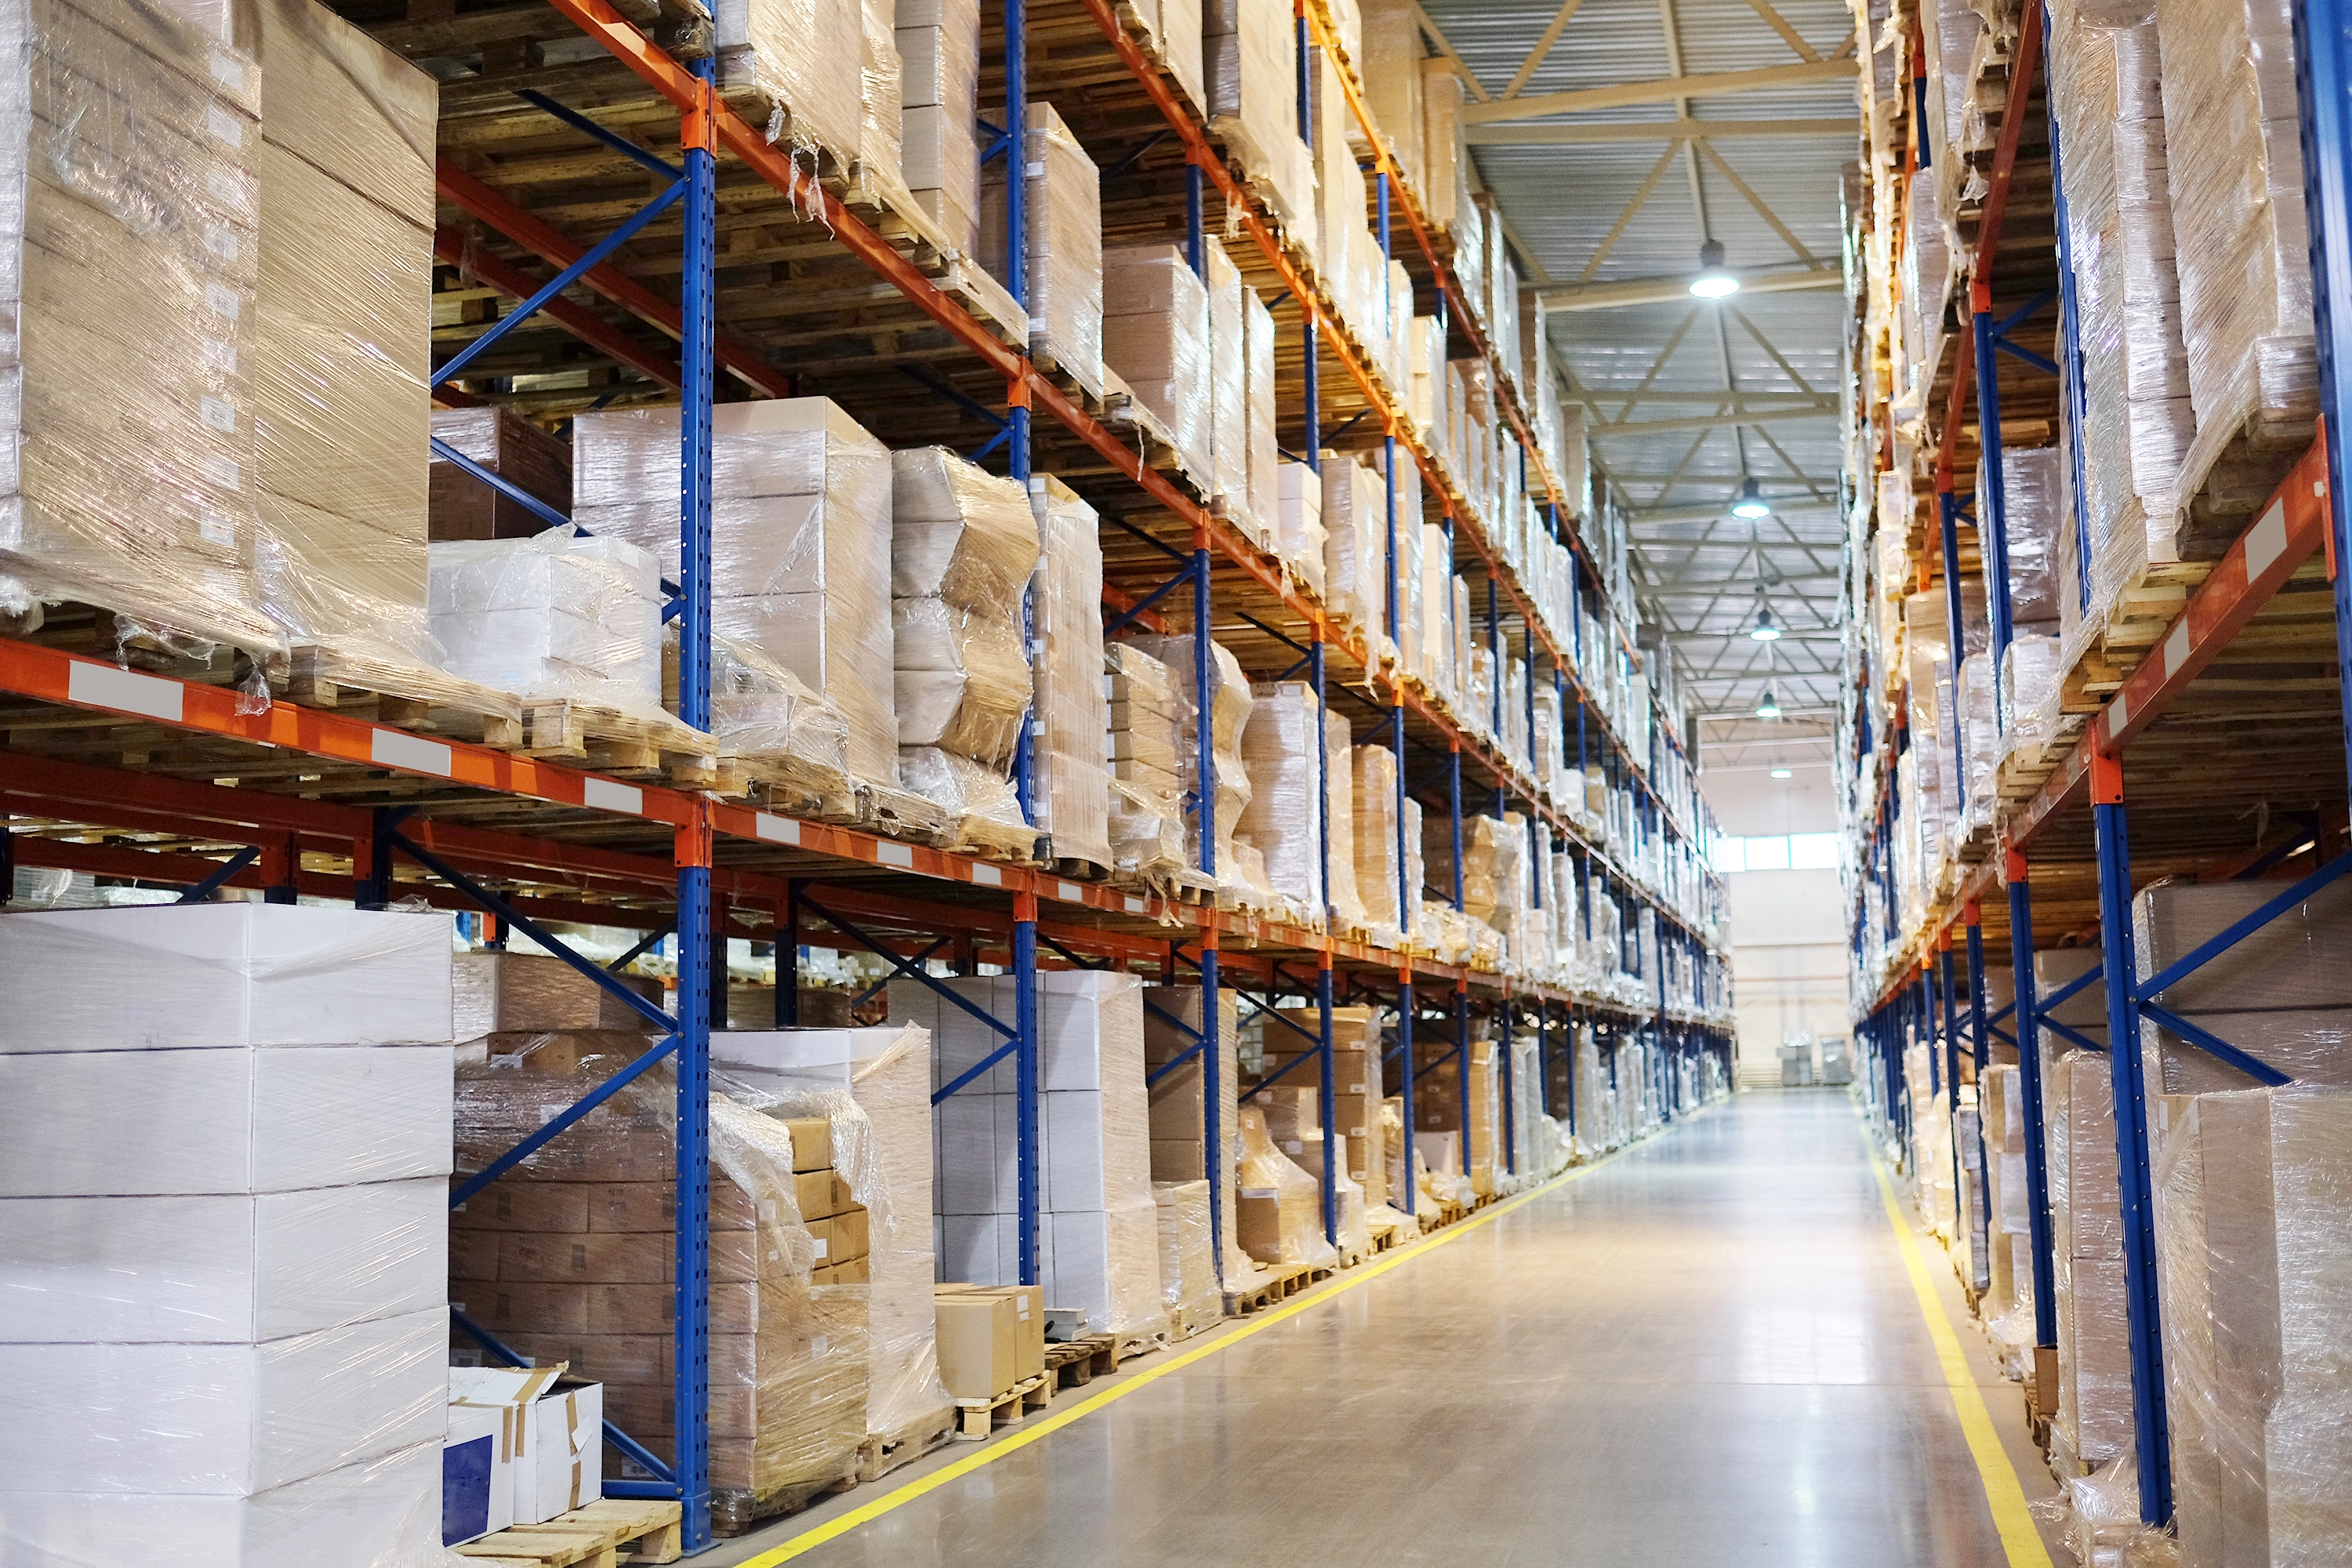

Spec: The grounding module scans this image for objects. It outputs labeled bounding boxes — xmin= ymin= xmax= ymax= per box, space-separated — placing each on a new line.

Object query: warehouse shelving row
xmin=1842 ymin=0 xmax=2352 ymax=1530
xmin=0 ymin=0 xmax=1731 ymax=1548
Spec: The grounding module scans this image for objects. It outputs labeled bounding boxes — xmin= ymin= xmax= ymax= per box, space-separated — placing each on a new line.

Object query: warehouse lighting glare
xmin=1732 ymin=477 xmax=1772 ymax=519
xmin=1755 ymin=688 xmax=1782 ymax=720
xmin=1749 ymin=601 xmax=1781 ymax=642
xmin=1689 ymin=240 xmax=1740 ymax=299
xmin=1770 ymin=767 xmax=1793 ymax=779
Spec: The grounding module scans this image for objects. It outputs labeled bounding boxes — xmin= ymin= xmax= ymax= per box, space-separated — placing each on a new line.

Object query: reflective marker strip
xmin=2104 ymin=691 xmax=2128 ymax=742
xmin=1058 ymin=880 xmax=1083 ymax=902
xmin=583 ymin=778 xmax=642 ymax=815
xmin=2244 ymin=499 xmax=2288 ymax=579
xmin=879 ymin=843 xmax=914 ymax=869
xmin=971 ymin=864 xmax=1003 ymax=886
xmin=66 ymin=662 xmax=183 ymax=722
xmin=1125 ymin=895 xmax=1147 ymax=913
xmin=371 ymin=728 xmax=452 ymax=777
xmin=2162 ymin=617 xmax=2191 ymax=679
xmin=756 ymin=813 xmax=800 ymax=845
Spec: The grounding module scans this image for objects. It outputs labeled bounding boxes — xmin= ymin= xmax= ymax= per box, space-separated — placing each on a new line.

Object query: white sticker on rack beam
xmin=583 ymin=778 xmax=641 ymax=816
xmin=755 ymin=813 xmax=799 ymax=845
xmin=878 ymin=843 xmax=915 ymax=869
xmin=67 ymin=661 xmax=183 ymax=723
xmin=1125 ymin=895 xmax=1147 ymax=914
xmin=372 ymin=728 xmax=451 ymax=777
xmin=1058 ymin=880 xmax=1083 ymax=902
xmin=2244 ymin=499 xmax=2288 ymax=580
xmin=971 ymin=863 xmax=1003 ymax=886
xmin=2163 ymin=618 xmax=2193 ymax=679
xmin=2105 ymin=691 xmax=2129 ymax=741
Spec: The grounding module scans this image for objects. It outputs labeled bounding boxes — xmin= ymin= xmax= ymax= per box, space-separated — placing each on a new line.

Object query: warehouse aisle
xmin=717 ymin=1093 xmax=2066 ymax=1567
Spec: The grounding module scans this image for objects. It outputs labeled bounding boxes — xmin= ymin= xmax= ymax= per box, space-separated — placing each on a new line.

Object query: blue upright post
xmin=1454 ymin=980 xmax=1472 ymax=1182
xmin=1312 ymin=635 xmax=1338 ymax=1247
xmin=1448 ymin=743 xmax=1464 ymax=910
xmin=1013 ymin=893 xmax=1042 ymax=1286
xmin=2293 ymin=0 xmax=2352 ymax=782
xmin=671 ymin=55 xmax=719 ymax=1552
xmin=1938 ymin=489 xmax=1969 ymax=816
xmin=1939 ymin=935 xmax=1964 ymax=1240
xmin=1193 ymin=541 xmax=1225 ymax=1277
xmin=2005 ymin=844 xmax=2058 ymax=1352
xmin=1185 ymin=162 xmax=1204 ymax=278
xmin=2090 ymin=756 xmax=2171 ymax=1524
xmin=1965 ymin=902 xmax=1993 ymax=1294
xmin=774 ymin=881 xmax=800 ymax=1026
xmin=1396 ymin=969 xmax=1416 ymax=1214
xmin=1498 ymin=993 xmax=1515 ymax=1175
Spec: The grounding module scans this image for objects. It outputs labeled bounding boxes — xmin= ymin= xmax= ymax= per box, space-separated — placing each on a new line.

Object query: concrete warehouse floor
xmin=711 ymin=1092 xmax=2073 ymax=1567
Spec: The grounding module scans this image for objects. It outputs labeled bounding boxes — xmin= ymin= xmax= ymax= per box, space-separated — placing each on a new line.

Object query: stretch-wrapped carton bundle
xmin=981 ymin=102 xmax=1102 ymax=399
xmin=453 ymin=1040 xmax=869 ymax=1501
xmin=899 ymin=0 xmax=982 ymax=255
xmin=1357 ymin=0 xmax=1421 ymax=194
xmin=897 ymin=971 xmax=1164 ymax=1339
xmin=714 ymin=0 xmax=897 ymax=200
xmin=1141 ymin=985 xmax=1250 ymax=1286
xmin=2132 ymin=877 xmax=2352 ymax=1095
xmin=1105 ymin=641 xmax=1186 ymax=875
xmin=1237 ymin=682 xmax=1327 ymax=925
xmin=1129 ymin=632 xmax=1252 ymax=878
xmin=1203 ymin=238 xmax=1252 ymax=536
xmin=1151 ymin=1180 xmax=1218 ymax=1335
xmin=2154 ymin=1086 xmax=2352 ymax=1566
xmin=1424 ymin=811 xmax=1503 ymax=925
xmin=575 ymin=398 xmax=895 ymax=785
xmin=889 ymin=447 xmax=1035 ymax=829
xmin=1276 ymin=460 xmax=1326 ymax=597
xmin=430 ymin=532 xmax=662 ymax=710
xmin=0 ymin=907 xmax=453 ymax=1565
xmin=1323 ymin=455 xmax=1390 ymax=653
xmin=2154 ymin=0 xmax=2315 ymax=506
xmin=1413 ymin=1036 xmax=1497 ymax=1196
xmin=0 ymin=0 xmax=278 ymax=655
xmin=1234 ymin=1104 xmax=1330 ymax=1265
xmin=2047 ymin=0 xmax=2195 ymax=662
xmin=1103 ymin=245 xmax=1211 ymax=486
xmin=1243 ymin=285 xmax=1279 ymax=546
xmin=1258 ymin=1006 xmax=1387 ymax=1210
xmin=1353 ymin=744 xmax=1403 ymax=935
xmin=1324 ymin=709 xmax=1366 ymax=931
xmin=1029 ymin=477 xmax=1111 ymax=866
xmin=1420 ymin=57 xmax=1463 ymax=241
xmin=711 ymin=1027 xmax=953 ymax=1453
xmin=1203 ymin=0 xmax=1310 ymax=237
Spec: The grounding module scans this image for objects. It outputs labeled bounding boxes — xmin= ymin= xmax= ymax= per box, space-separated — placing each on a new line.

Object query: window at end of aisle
xmin=1710 ymin=833 xmax=1838 ymax=874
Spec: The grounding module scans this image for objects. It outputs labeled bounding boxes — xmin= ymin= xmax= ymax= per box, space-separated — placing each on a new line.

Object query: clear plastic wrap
xmin=1203 ymin=236 xmax=1251 ymax=531
xmin=981 ymin=103 xmax=1102 ymax=400
xmin=893 ymin=971 xmax=1163 ymax=1338
xmin=0 ymin=904 xmax=455 ymax=1051
xmin=1421 ymin=58 xmax=1463 ymax=241
xmin=1998 ymin=631 xmax=2062 ymax=751
xmin=1203 ymin=0 xmax=1309 ymax=234
xmin=1141 ymin=985 xmax=1255 ymax=1289
xmin=1987 ymin=445 xmax=2063 ymax=629
xmin=1321 ymin=456 xmax=1388 ymax=652
xmin=1102 ymin=245 xmax=1211 ymax=486
xmin=2132 ymin=877 xmax=2352 ymax=1094
xmin=1128 ymin=632 xmax=1252 ymax=879
xmin=1151 ymin=1179 xmax=1218 ymax=1336
xmin=430 ymin=532 xmax=664 ymax=712
xmin=2049 ymin=1046 xmax=2135 ymax=1472
xmin=696 ymin=636 xmax=855 ymax=803
xmin=1235 ymin=1102 xmax=1336 ymax=1266
xmin=1359 ymin=0 xmax=1423 ymax=197
xmin=0 ymin=0 xmax=281 ymax=658
xmin=1029 ymin=475 xmax=1111 ymax=866
xmin=454 ymin=952 xmax=662 ymax=1042
xmin=1321 ymin=708 xmax=1367 ymax=931
xmin=720 ymin=0 xmax=864 ymax=180
xmin=1419 ymin=523 xmax=1451 ymax=691
xmin=711 ymin=1026 xmax=953 ymax=1450
xmin=1243 ymin=284 xmax=1279 ymax=546
xmin=1275 ymin=459 xmax=1326 ymax=597
xmin=452 ymin=1040 xmax=869 ymax=1501
xmin=897 ymin=0 xmax=981 ymax=255
xmin=575 ymin=398 xmax=894 ymax=783
xmin=1236 ymin=681 xmax=1327 ymax=927
xmin=1352 ymin=743 xmax=1403 ymax=936
xmin=889 ymin=446 xmax=1036 ymax=771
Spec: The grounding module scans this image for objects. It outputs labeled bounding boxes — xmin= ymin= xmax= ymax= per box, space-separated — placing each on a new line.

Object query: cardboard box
xmin=441 ymin=1401 xmax=513 ymax=1546
xmin=811 ymin=1206 xmax=870 ymax=1267
xmin=934 ymin=1287 xmax=1019 ymax=1399
xmin=795 ymin=1167 xmax=854 ymax=1221
xmin=1236 ymin=1189 xmax=1286 ymax=1262
xmin=514 ymin=1375 xmax=602 ymax=1525
xmin=784 ymin=1117 xmax=833 ymax=1173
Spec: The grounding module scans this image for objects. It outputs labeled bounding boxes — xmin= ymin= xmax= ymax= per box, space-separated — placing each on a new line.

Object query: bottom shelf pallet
xmin=710 ymin=1461 xmax=862 ymax=1539
xmin=953 ymin=1370 xmax=1054 ymax=1439
xmin=456 ymin=1499 xmax=683 ymax=1567
xmin=1221 ymin=1259 xmax=1316 ymax=1316
xmin=857 ymin=1408 xmax=959 ymax=1483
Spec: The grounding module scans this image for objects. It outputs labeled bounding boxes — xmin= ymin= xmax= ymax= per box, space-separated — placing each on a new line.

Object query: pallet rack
xmin=0 ymin=0 xmax=1733 ymax=1549
xmin=1845 ymin=0 xmax=2352 ymax=1530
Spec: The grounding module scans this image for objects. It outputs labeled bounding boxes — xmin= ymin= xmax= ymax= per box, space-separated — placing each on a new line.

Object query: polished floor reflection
xmin=717 ymin=1091 xmax=2061 ymax=1567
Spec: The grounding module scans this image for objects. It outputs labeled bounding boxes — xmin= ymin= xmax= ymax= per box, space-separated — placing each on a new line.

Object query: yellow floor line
xmin=736 ymin=1109 xmax=1708 ymax=1565
xmin=1864 ymin=1134 xmax=2054 ymax=1568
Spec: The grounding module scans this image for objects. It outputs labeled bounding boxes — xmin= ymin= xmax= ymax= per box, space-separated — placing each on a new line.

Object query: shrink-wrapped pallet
xmin=982 ymin=102 xmax=1102 ymax=400
xmin=1353 ymin=744 xmax=1403 ymax=935
xmin=888 ymin=446 xmax=1036 ymax=772
xmin=1029 ymin=476 xmax=1112 ymax=866
xmin=1323 ymin=454 xmax=1389 ymax=652
xmin=1203 ymin=238 xmax=1253 ymax=535
xmin=575 ymin=398 xmax=895 ymax=785
xmin=1323 ymin=708 xmax=1366 ymax=931
xmin=710 ymin=1026 xmax=953 ymax=1453
xmin=0 ymin=0 xmax=279 ymax=657
xmin=1983 ymin=444 xmax=2065 ymax=630
xmin=1357 ymin=0 xmax=1421 ymax=194
xmin=2153 ymin=0 xmax=2314 ymax=509
xmin=1243 ymin=285 xmax=1279 ymax=546
xmin=1420 ymin=522 xmax=1452 ymax=692
xmin=2045 ymin=1035 xmax=2135 ymax=1475
xmin=2132 ymin=877 xmax=2352 ymax=1096
xmin=1419 ymin=57 xmax=1461 ymax=238
xmin=1998 ymin=631 xmax=2062 ymax=753
xmin=430 ymin=408 xmax=571 ymax=543
xmin=0 ymin=907 xmax=453 ymax=1563
xmin=1128 ymin=632 xmax=1253 ymax=878
xmin=452 ymin=1042 xmax=869 ymax=1503
xmin=1276 ymin=460 xmax=1327 ymax=597
xmin=1102 ymin=245 xmax=1212 ymax=487
xmin=1105 ymin=641 xmax=1186 ymax=874
xmin=1144 ymin=0 xmax=1204 ymax=117
xmin=1257 ymin=1005 xmax=1387 ymax=1212
xmin=453 ymin=951 xmax=664 ymax=1042
xmin=1234 ymin=1103 xmax=1333 ymax=1265
xmin=1151 ymin=1180 xmax=1218 ymax=1337
xmin=898 ymin=0 xmax=982 ymax=255
xmin=1141 ymin=984 xmax=1250 ymax=1286
xmin=1203 ymin=0 xmax=1310 ymax=236
xmin=1237 ymin=681 xmax=1327 ymax=925
xmin=428 ymin=532 xmax=663 ymax=711
xmin=714 ymin=0 xmax=903 ymax=206
xmin=2154 ymin=1085 xmax=2352 ymax=1566
xmin=896 ymin=971 xmax=1164 ymax=1340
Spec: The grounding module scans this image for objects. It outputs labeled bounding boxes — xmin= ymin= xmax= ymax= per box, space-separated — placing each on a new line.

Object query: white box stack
xmin=898 ymin=0 xmax=981 ymax=256
xmin=0 ymin=906 xmax=455 ymax=1567
xmin=429 ymin=533 xmax=663 ymax=710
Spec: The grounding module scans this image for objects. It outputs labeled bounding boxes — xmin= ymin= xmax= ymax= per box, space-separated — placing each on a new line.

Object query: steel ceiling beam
xmin=1537 ymin=266 xmax=1842 ymax=311
xmin=1462 ymin=59 xmax=1857 ymax=123
xmin=1588 ymin=405 xmax=1838 ymax=435
xmin=1469 ymin=117 xmax=1855 ymax=144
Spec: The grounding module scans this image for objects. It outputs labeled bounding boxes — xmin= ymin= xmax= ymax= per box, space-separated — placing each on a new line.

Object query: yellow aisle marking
xmin=1865 ymin=1136 xmax=2054 ymax=1568
xmin=739 ymin=1107 xmax=1714 ymax=1564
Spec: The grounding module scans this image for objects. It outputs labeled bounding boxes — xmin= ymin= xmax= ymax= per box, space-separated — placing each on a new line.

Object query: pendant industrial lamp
xmin=1755 ymin=687 xmax=1782 ymax=720
xmin=1749 ymin=594 xmax=1781 ymax=642
xmin=1689 ymin=239 xmax=1739 ymax=299
xmin=1731 ymin=477 xmax=1771 ymax=518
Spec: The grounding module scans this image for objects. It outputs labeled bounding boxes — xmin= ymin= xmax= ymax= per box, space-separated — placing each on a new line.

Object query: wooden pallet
xmin=856 ymin=1408 xmax=958 ymax=1482
xmin=280 ymin=644 xmax=527 ymax=746
xmin=1114 ymin=1325 xmax=1171 ymax=1363
xmin=953 ymin=1370 xmax=1054 ymax=1439
xmin=860 ymin=779 xmax=956 ymax=844
xmin=456 ymin=1499 xmax=682 ymax=1567
xmin=517 ymin=696 xmax=720 ymax=790
xmin=708 ymin=1463 xmax=861 ymax=1539
xmin=1044 ymin=1333 xmax=1120 ymax=1390
xmin=1221 ymin=1259 xmax=1314 ymax=1316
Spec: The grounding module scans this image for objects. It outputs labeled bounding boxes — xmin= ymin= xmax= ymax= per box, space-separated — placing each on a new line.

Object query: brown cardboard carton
xmin=935 ymin=1287 xmax=1019 ymax=1399
xmin=785 ymin=1116 xmax=833 ymax=1173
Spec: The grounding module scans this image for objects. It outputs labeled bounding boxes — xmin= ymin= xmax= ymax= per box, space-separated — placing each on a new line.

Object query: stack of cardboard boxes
xmin=1105 ymin=642 xmax=1188 ymax=876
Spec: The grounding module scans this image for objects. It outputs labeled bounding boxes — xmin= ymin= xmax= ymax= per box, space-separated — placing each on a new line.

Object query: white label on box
xmin=583 ymin=778 xmax=641 ymax=816
xmin=1346 ymin=1081 xmax=1363 ymax=1093
xmin=206 ymin=224 xmax=239 ymax=264
xmin=204 ymin=453 xmax=241 ymax=488
xmin=879 ymin=843 xmax=915 ymax=869
xmin=1240 ymin=1188 xmax=1278 ymax=1200
xmin=205 ymin=104 xmax=242 ymax=147
xmin=67 ymin=661 xmax=183 ymax=722
xmin=372 ymin=728 xmax=452 ymax=777
xmin=205 ymin=281 xmax=241 ymax=321
xmin=200 ymin=394 xmax=237 ymax=433
xmin=972 ymin=863 xmax=1002 ymax=886
xmin=209 ymin=51 xmax=245 ymax=90
xmin=1283 ymin=1139 xmax=1301 ymax=1153
xmin=812 ymin=1237 xmax=829 ymax=1259
xmin=1024 ymin=161 xmax=1044 ymax=177
xmin=755 ymin=812 xmax=799 ymax=844
xmin=202 ymin=336 xmax=237 ymax=375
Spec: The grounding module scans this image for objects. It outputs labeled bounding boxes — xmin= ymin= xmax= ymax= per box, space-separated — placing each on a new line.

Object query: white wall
xmin=1703 ymin=752 xmax=1852 ymax=1084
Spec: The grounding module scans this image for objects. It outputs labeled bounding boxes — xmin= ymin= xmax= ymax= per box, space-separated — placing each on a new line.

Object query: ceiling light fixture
xmin=1755 ymin=687 xmax=1782 ymax=720
xmin=1731 ymin=477 xmax=1772 ymax=519
xmin=1770 ymin=767 xmax=1793 ymax=779
xmin=1749 ymin=598 xmax=1781 ymax=642
xmin=1689 ymin=239 xmax=1740 ymax=299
